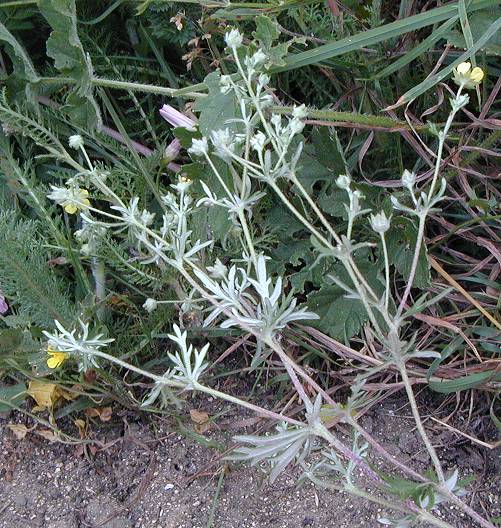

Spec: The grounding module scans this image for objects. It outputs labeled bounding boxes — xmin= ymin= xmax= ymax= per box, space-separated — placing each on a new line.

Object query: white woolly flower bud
xmin=401 ymin=169 xmax=416 ymax=190
xmin=220 ymin=75 xmax=232 ymax=94
xmin=370 ymin=211 xmax=391 ymax=234
xmin=207 ymin=258 xmax=227 ymax=279
xmin=188 ymin=137 xmax=208 ymax=157
xmin=140 ymin=210 xmax=156 ymax=226
xmin=210 ymin=128 xmax=234 ymax=160
xmin=288 ymin=118 xmax=304 ymax=137
xmin=336 ymin=174 xmax=351 ymax=190
xmin=250 ymin=131 xmax=266 ymax=152
xmin=292 ymin=104 xmax=307 ymax=120
xmin=68 ymin=135 xmax=84 ymax=150
xmin=257 ymin=73 xmax=270 ymax=88
xmin=225 ymin=28 xmax=243 ymax=49
xmin=143 ymin=298 xmax=158 ymax=313
xmin=250 ymin=49 xmax=266 ymax=66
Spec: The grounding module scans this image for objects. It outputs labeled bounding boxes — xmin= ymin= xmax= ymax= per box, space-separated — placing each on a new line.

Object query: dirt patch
xmin=0 ymin=399 xmax=498 ymax=528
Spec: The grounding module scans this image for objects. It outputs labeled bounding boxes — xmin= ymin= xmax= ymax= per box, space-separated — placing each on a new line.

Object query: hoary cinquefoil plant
xmin=25 ymin=30 xmax=490 ymax=528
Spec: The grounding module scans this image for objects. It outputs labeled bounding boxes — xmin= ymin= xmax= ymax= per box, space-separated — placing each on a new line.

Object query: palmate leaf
xmin=306 ymin=258 xmax=385 ymax=341
xmin=38 ymin=0 xmax=101 ymax=130
xmin=193 ymin=71 xmax=237 ymax=136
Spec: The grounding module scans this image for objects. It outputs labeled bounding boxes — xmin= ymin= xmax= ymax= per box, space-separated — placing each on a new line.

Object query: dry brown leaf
xmin=74 ymin=418 xmax=87 ymax=439
xmin=84 ymin=406 xmax=112 ymax=422
xmin=190 ymin=409 xmax=211 ymax=433
xmin=27 ymin=380 xmax=60 ymax=409
xmin=7 ymin=423 xmax=29 ymax=440
xmin=37 ymin=429 xmax=59 ymax=442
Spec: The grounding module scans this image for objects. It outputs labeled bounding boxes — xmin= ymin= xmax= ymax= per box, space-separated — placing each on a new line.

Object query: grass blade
xmin=276 ymin=0 xmax=498 ymax=72
xmin=372 ymin=17 xmax=459 ymax=80
xmin=388 ymin=16 xmax=501 ymax=108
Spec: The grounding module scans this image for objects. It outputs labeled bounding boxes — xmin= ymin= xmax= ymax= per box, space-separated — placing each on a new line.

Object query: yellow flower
xmin=63 ymin=188 xmax=90 ymax=214
xmin=47 ymin=346 xmax=69 ymax=369
xmin=452 ymin=61 xmax=484 ymax=89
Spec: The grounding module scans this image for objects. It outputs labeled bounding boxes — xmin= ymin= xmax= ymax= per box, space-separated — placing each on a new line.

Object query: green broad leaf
xmin=253 ymin=15 xmax=279 ymax=50
xmin=310 ymin=127 xmax=346 ymax=174
xmin=296 ymin=147 xmax=334 ymax=192
xmin=38 ymin=0 xmax=101 ymax=130
xmin=386 ymin=216 xmax=430 ymax=289
xmin=0 ymin=382 xmax=26 ymax=412
xmin=0 ymin=23 xmax=39 ymax=82
xmin=306 ymin=285 xmax=369 ymax=340
xmin=0 ymin=21 xmax=39 ymax=103
xmin=429 ymin=370 xmax=501 ymax=394
xmin=445 ymin=8 xmax=501 ymax=55
xmin=193 ymin=71 xmax=237 ymax=136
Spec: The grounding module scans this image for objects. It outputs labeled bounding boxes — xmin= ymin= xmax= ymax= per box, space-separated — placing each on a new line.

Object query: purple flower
xmin=165 ymin=138 xmax=181 ymax=162
xmin=0 ymin=294 xmax=8 ymax=315
xmin=159 ymin=104 xmax=196 ymax=131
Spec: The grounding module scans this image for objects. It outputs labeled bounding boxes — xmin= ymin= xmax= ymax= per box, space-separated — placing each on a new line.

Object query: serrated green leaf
xmin=193 ymin=71 xmax=237 ymax=136
xmin=38 ymin=0 xmax=101 ymax=130
xmin=306 ymin=285 xmax=368 ymax=340
xmin=253 ymin=15 xmax=279 ymax=50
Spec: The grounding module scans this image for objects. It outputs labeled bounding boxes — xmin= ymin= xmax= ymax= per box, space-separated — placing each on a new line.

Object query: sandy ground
xmin=0 ymin=397 xmax=499 ymax=528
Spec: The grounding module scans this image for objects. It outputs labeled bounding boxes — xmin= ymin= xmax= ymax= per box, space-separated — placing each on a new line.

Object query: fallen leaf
xmin=28 ymin=380 xmax=60 ymax=409
xmin=7 ymin=423 xmax=29 ymax=440
xmin=74 ymin=418 xmax=87 ymax=439
xmin=37 ymin=429 xmax=59 ymax=442
xmin=190 ymin=409 xmax=211 ymax=433
xmin=84 ymin=406 xmax=112 ymax=422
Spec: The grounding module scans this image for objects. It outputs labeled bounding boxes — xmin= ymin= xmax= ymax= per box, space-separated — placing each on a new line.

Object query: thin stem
xmin=380 ymin=232 xmax=390 ymax=312
xmin=291 ymin=174 xmax=342 ymax=245
xmin=396 ymin=214 xmax=425 ymax=319
xmin=440 ymin=488 xmax=495 ymax=528
xmin=398 ymin=360 xmax=445 ymax=483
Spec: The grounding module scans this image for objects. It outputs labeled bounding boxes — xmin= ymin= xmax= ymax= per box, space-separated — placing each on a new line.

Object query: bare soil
xmin=0 ymin=397 xmax=499 ymax=528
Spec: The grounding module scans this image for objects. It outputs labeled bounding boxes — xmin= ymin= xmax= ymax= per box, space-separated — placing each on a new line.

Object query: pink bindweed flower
xmin=0 ymin=294 xmax=8 ymax=315
xmin=165 ymin=138 xmax=181 ymax=162
xmin=159 ymin=104 xmax=196 ymax=131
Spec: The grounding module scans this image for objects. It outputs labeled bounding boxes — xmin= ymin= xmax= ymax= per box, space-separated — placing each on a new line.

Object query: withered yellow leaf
xmin=37 ymin=429 xmax=59 ymax=442
xmin=7 ymin=423 xmax=29 ymax=440
xmin=27 ymin=380 xmax=60 ymax=409
xmin=84 ymin=406 xmax=112 ymax=422
xmin=190 ymin=409 xmax=211 ymax=433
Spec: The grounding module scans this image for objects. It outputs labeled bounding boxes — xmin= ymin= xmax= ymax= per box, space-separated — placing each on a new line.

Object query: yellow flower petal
xmin=456 ymin=62 xmax=471 ymax=75
xmin=470 ymin=67 xmax=484 ymax=83
xmin=82 ymin=198 xmax=90 ymax=207
xmin=47 ymin=356 xmax=61 ymax=369
xmin=80 ymin=189 xmax=89 ymax=196
xmin=47 ymin=351 xmax=68 ymax=369
xmin=64 ymin=204 xmax=77 ymax=214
